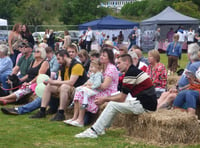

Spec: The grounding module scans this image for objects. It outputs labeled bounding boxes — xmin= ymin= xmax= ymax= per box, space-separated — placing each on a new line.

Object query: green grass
xmin=0 ymin=109 xmax=160 ymax=148
xmin=0 ymin=108 xmax=200 ymax=148
xmin=0 ymin=53 xmax=196 ymax=148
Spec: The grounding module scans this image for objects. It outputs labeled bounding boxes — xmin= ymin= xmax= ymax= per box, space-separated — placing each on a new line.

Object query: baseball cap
xmin=19 ymin=42 xmax=33 ymax=49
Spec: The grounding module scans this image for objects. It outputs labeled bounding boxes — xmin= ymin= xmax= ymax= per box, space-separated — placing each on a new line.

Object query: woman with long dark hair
xmin=21 ymin=24 xmax=35 ymax=46
xmin=64 ymin=48 xmax=119 ymax=127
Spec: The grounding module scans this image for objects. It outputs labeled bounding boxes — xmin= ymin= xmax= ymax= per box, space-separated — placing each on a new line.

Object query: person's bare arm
xmin=99 ymin=76 xmax=112 ymax=90
xmin=11 ymin=65 xmax=20 ymax=75
xmin=8 ymin=32 xmax=14 ymax=54
xmin=45 ymin=75 xmax=79 ymax=87
xmin=95 ymin=92 xmax=127 ymax=105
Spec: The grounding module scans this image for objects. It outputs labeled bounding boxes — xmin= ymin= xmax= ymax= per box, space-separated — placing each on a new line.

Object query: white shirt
xmin=86 ymin=30 xmax=93 ymax=41
xmin=177 ymin=31 xmax=186 ymax=42
xmin=187 ymin=31 xmax=195 ymax=42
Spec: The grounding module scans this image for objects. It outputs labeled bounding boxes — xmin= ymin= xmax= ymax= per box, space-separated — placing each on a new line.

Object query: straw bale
xmin=65 ymin=108 xmax=74 ymax=118
xmin=125 ymin=109 xmax=200 ymax=144
xmin=167 ymin=75 xmax=179 ymax=85
xmin=167 ymin=75 xmax=179 ymax=90
xmin=112 ymin=113 xmax=126 ymax=127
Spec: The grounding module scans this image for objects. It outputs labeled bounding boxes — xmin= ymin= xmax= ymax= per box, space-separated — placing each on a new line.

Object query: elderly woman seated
xmin=157 ymin=43 xmax=200 ymax=109
xmin=146 ymin=49 xmax=167 ymax=98
xmin=0 ymin=47 xmax=50 ymax=105
xmin=0 ymin=45 xmax=13 ymax=95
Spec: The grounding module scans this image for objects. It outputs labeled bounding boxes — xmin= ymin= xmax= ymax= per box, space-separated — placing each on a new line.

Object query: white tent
xmin=0 ymin=18 xmax=7 ymax=26
xmin=140 ymin=6 xmax=200 ymax=51
xmin=0 ymin=18 xmax=8 ymax=42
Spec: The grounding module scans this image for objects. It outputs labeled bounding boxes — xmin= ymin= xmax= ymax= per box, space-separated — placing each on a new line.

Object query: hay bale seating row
xmin=110 ymin=109 xmax=200 ymax=145
xmin=21 ymin=75 xmax=200 ymax=145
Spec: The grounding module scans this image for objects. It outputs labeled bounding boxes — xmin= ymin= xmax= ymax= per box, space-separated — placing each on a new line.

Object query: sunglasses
xmin=34 ymin=50 xmax=40 ymax=53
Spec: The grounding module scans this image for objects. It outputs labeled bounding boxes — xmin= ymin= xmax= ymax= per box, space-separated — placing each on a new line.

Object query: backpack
xmin=91 ymin=32 xmax=96 ymax=42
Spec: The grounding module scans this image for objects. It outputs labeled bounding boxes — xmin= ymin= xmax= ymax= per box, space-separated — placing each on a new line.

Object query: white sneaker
xmin=70 ymin=121 xmax=84 ymax=127
xmin=63 ymin=119 xmax=73 ymax=125
xmin=75 ymin=128 xmax=98 ymax=138
xmin=99 ymin=130 xmax=105 ymax=135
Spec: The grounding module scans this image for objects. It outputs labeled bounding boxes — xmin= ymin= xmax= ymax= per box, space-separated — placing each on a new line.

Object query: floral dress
xmin=74 ymin=63 xmax=119 ymax=113
xmin=146 ymin=62 xmax=167 ymax=89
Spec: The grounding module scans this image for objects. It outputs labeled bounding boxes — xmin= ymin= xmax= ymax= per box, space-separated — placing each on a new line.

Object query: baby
xmin=69 ymin=59 xmax=103 ymax=109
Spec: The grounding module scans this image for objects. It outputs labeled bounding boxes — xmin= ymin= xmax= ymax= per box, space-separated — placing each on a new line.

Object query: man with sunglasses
xmin=8 ymin=42 xmax=34 ymax=83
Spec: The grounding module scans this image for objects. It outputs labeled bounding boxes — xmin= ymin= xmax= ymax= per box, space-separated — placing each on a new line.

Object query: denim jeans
xmin=173 ymin=90 xmax=199 ymax=109
xmin=17 ymin=97 xmax=41 ymax=114
xmin=92 ymin=100 xmax=145 ymax=134
xmin=128 ymin=41 xmax=136 ymax=50
xmin=10 ymin=50 xmax=20 ymax=67
xmin=17 ymin=96 xmax=59 ymax=114
xmin=0 ymin=72 xmax=10 ymax=94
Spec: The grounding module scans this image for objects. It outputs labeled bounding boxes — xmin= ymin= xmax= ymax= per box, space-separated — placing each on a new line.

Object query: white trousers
xmin=92 ymin=99 xmax=145 ymax=134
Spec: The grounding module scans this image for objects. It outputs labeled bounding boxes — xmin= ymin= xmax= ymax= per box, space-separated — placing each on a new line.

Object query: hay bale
xmin=167 ymin=75 xmax=179 ymax=90
xmin=112 ymin=113 xmax=126 ymax=127
xmin=167 ymin=75 xmax=179 ymax=85
xmin=65 ymin=108 xmax=74 ymax=118
xmin=125 ymin=109 xmax=200 ymax=144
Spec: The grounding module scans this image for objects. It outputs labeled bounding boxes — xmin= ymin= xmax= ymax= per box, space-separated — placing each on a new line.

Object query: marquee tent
xmin=79 ymin=15 xmax=139 ymax=42
xmin=140 ymin=6 xmax=199 ymax=51
xmin=0 ymin=18 xmax=7 ymax=26
xmin=79 ymin=15 xmax=138 ymax=30
xmin=0 ymin=18 xmax=8 ymax=41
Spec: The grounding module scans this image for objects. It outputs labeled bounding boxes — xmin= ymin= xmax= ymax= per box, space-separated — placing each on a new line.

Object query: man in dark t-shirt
xmin=74 ymin=54 xmax=157 ymax=138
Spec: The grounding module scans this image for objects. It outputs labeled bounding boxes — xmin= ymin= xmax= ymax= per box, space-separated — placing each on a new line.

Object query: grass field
xmin=0 ymin=53 xmax=198 ymax=148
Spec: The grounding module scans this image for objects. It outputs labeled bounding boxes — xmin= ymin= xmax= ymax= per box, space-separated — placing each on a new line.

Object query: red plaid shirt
xmin=146 ymin=62 xmax=167 ymax=89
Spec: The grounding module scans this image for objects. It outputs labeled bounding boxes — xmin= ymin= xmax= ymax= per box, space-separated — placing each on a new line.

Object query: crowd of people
xmin=1 ymin=23 xmax=200 ymax=139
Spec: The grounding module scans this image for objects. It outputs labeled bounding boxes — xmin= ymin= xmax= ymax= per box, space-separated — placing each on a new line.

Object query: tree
xmin=173 ymin=1 xmax=200 ymax=19
xmin=59 ymin=0 xmax=108 ymax=25
xmin=15 ymin=0 xmax=62 ymax=26
xmin=0 ymin=0 xmax=18 ymax=24
xmin=192 ymin=0 xmax=200 ymax=8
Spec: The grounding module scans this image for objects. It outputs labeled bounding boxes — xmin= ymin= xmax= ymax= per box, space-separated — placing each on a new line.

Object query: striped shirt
xmin=121 ymin=65 xmax=157 ymax=111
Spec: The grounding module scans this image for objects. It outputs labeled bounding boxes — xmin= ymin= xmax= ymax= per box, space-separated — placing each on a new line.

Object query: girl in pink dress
xmin=64 ymin=48 xmax=119 ymax=127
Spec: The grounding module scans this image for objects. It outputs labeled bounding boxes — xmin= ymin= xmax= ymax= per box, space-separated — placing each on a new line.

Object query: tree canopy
xmin=121 ymin=0 xmax=200 ymax=21
xmin=0 ymin=0 xmax=199 ymax=25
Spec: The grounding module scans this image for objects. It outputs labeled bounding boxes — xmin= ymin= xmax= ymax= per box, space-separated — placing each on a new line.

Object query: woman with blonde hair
xmin=8 ymin=23 xmax=22 ymax=66
xmin=62 ymin=30 xmax=71 ymax=49
xmin=0 ymin=47 xmax=50 ymax=105
xmin=146 ymin=49 xmax=167 ymax=98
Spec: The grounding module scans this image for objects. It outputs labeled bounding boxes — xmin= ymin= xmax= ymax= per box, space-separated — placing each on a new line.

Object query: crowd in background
xmin=1 ymin=23 xmax=200 ymax=138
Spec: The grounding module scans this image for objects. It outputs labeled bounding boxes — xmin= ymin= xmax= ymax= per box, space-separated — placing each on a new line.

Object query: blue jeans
xmin=17 ymin=97 xmax=41 ymax=114
xmin=0 ymin=72 xmax=10 ymax=94
xmin=173 ymin=90 xmax=199 ymax=109
xmin=128 ymin=40 xmax=136 ymax=50
xmin=17 ymin=96 xmax=59 ymax=114
xmin=10 ymin=50 xmax=20 ymax=67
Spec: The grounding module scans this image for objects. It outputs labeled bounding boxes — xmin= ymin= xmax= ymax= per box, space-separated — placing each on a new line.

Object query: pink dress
xmin=74 ymin=63 xmax=119 ymax=113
